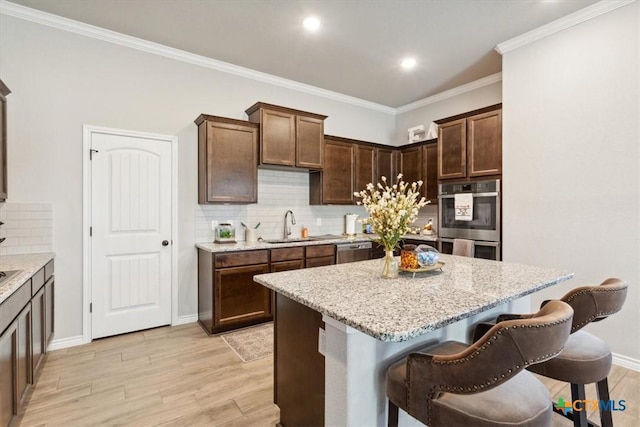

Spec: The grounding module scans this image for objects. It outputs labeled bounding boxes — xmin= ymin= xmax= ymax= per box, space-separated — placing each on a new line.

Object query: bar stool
xmin=494 ymin=278 xmax=628 ymax=427
xmin=385 ymin=300 xmax=574 ymax=427
xmin=452 ymin=238 xmax=474 ymax=257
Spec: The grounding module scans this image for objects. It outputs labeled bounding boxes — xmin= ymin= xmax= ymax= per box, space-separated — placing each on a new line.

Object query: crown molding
xmin=0 ymin=1 xmax=396 ymax=115
xmin=395 ymin=73 xmax=502 ymax=114
xmin=495 ymin=0 xmax=636 ymax=55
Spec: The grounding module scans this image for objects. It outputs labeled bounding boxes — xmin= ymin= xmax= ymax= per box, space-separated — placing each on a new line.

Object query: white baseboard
xmin=175 ymin=314 xmax=198 ymax=325
xmin=613 ymin=353 xmax=640 ymax=372
xmin=47 ymin=335 xmax=87 ymax=351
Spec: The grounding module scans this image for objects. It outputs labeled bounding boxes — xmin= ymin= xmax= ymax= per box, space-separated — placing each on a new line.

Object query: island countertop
xmin=254 ymin=254 xmax=573 ymax=342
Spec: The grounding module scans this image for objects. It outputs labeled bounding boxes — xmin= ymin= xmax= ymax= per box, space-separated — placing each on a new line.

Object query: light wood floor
xmin=17 ymin=323 xmax=279 ymax=426
xmin=16 ymin=323 xmax=639 ymax=427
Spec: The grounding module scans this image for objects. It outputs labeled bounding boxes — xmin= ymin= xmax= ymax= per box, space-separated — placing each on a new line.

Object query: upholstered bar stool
xmin=452 ymin=238 xmax=474 ymax=257
xmin=495 ymin=278 xmax=628 ymax=427
xmin=385 ymin=300 xmax=574 ymax=427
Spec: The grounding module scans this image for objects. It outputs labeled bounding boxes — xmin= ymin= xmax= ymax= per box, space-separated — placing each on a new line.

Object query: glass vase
xmin=381 ymin=249 xmax=399 ymax=279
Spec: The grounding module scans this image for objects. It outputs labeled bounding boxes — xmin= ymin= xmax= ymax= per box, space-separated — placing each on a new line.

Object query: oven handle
xmin=438 ymin=192 xmax=500 ymax=198
xmin=439 ymin=238 xmax=500 ymax=247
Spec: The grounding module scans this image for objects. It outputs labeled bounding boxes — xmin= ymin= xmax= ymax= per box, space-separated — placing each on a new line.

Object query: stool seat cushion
xmin=431 ymin=370 xmax=551 ymax=427
xmin=527 ymin=330 xmax=612 ymax=384
xmin=386 ymin=341 xmax=552 ymax=427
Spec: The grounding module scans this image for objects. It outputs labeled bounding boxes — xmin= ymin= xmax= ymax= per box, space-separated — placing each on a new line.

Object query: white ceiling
xmin=8 ymin=0 xmax=599 ymax=108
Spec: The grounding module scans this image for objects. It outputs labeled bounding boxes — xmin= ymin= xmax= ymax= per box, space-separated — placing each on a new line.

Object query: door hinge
xmin=90 ymin=226 xmax=92 ymax=236
xmin=90 ymin=303 xmax=92 ymax=313
xmin=90 ymin=149 xmax=99 ymax=160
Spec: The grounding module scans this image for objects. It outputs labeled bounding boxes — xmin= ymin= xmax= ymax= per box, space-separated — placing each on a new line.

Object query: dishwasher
xmin=335 ymin=242 xmax=372 ymax=264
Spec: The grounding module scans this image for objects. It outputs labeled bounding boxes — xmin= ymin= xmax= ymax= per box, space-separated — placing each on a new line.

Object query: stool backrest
xmin=411 ymin=300 xmax=573 ymax=397
xmin=559 ymin=278 xmax=628 ymax=333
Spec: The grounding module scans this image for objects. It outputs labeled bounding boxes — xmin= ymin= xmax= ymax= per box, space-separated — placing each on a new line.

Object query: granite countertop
xmin=0 ymin=253 xmax=55 ymax=305
xmin=254 ymin=254 xmax=573 ymax=343
xmin=196 ymin=233 xmax=438 ymax=253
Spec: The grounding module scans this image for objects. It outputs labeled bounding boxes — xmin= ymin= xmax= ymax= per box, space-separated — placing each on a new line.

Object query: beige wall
xmin=502 ymin=2 xmax=640 ymax=360
xmin=0 ymin=15 xmax=396 ymax=341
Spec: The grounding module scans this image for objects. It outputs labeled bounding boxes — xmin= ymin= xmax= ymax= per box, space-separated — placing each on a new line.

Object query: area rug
xmin=221 ymin=322 xmax=273 ymax=363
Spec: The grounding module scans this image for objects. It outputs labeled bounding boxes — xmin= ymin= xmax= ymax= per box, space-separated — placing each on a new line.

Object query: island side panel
xmin=275 ymin=293 xmax=325 ymax=427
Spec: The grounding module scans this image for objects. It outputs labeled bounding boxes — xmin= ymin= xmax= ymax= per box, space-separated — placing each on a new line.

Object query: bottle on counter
xmin=301 ymin=226 xmax=308 ymax=238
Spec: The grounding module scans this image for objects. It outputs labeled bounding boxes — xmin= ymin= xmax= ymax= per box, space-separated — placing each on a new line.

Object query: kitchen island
xmin=254 ymin=254 xmax=573 ymax=427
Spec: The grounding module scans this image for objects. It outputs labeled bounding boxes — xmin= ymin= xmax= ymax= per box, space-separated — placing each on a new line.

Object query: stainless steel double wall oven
xmin=438 ymin=179 xmax=501 ymax=260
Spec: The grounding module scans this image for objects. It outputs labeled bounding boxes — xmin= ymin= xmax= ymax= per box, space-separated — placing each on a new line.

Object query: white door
xmin=90 ymin=130 xmax=172 ymax=339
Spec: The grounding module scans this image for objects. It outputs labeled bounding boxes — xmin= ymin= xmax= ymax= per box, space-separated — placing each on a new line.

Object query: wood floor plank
xmin=15 ymin=322 xmax=638 ymax=427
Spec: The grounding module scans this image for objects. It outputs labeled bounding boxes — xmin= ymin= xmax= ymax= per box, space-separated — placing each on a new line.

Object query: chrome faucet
xmin=284 ymin=210 xmax=296 ymax=239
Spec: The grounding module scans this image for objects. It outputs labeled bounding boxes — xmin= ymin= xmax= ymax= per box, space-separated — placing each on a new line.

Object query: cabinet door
xmin=305 ymin=256 xmax=335 ymax=268
xmin=214 ymin=264 xmax=271 ymax=330
xmin=296 ymin=116 xmax=324 ymax=169
xmin=45 ymin=278 xmax=54 ymax=347
xmin=31 ymin=286 xmax=45 ymax=374
xmin=322 ymin=140 xmax=355 ymax=204
xmin=355 ymin=145 xmax=375 ymax=194
xmin=16 ymin=304 xmax=31 ymax=408
xmin=467 ymin=110 xmax=502 ymax=177
xmin=261 ymin=109 xmax=296 ymax=166
xmin=400 ymin=146 xmax=423 ymax=186
xmin=422 ymin=143 xmax=438 ymax=203
xmin=200 ymin=120 xmax=258 ymax=203
xmin=376 ymin=147 xmax=394 ymax=184
xmin=0 ymin=322 xmax=16 ymax=427
xmin=438 ymin=118 xmax=467 ymax=180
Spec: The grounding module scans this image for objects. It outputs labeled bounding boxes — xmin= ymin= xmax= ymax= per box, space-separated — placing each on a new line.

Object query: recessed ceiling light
xmin=303 ymin=16 xmax=321 ymax=32
xmin=401 ymin=57 xmax=417 ymax=70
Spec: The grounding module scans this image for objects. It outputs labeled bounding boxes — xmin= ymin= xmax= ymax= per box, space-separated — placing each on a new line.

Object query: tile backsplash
xmin=0 ymin=202 xmax=54 ymax=255
xmin=195 ymin=169 xmax=438 ymax=242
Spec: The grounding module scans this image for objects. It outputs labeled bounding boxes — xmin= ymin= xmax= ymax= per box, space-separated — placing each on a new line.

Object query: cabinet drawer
xmin=31 ymin=267 xmax=45 ymax=295
xmin=215 ymin=250 xmax=269 ymax=268
xmin=271 ymin=247 xmax=304 ymax=262
xmin=44 ymin=260 xmax=54 ymax=281
xmin=306 ymin=245 xmax=335 ymax=258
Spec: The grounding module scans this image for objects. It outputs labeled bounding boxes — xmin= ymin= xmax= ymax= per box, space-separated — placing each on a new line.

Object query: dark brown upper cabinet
xmin=195 ymin=114 xmax=259 ymax=204
xmin=376 ymin=147 xmax=396 ymax=185
xmin=437 ymin=104 xmax=502 ymax=180
xmin=399 ymin=145 xmax=423 ymax=188
xmin=354 ymin=144 xmax=375 ymax=195
xmin=467 ymin=110 xmax=502 ymax=177
xmin=0 ymin=79 xmax=11 ymax=202
xmin=310 ymin=136 xmax=355 ymax=205
xmin=245 ymin=102 xmax=327 ymax=170
xmin=422 ymin=142 xmax=438 ymax=203
xmin=398 ymin=140 xmax=438 ymax=204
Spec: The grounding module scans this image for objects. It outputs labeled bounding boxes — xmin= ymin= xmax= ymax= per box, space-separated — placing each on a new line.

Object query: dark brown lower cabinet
xmin=198 ymin=249 xmax=272 ymax=334
xmin=31 ymin=286 xmax=45 ymax=374
xmin=0 ymin=321 xmax=16 ymax=427
xmin=1 ymin=303 xmax=32 ymax=427
xmin=0 ymin=259 xmax=54 ymax=427
xmin=275 ymin=293 xmax=325 ymax=427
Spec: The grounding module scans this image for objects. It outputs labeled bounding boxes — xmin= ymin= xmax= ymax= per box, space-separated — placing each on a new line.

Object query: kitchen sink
xmin=262 ymin=238 xmax=314 ymax=244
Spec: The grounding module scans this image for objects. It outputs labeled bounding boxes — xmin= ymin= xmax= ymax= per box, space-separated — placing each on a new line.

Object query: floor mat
xmin=220 ymin=322 xmax=274 ymax=363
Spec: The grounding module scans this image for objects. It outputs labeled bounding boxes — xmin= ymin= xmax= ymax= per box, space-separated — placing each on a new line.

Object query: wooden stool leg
xmin=596 ymin=378 xmax=613 ymax=427
xmin=388 ymin=400 xmax=399 ymax=427
xmin=571 ymin=383 xmax=588 ymax=427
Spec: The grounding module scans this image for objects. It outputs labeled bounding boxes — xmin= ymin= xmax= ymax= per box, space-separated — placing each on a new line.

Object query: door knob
xmin=162 ymin=240 xmax=169 ymax=246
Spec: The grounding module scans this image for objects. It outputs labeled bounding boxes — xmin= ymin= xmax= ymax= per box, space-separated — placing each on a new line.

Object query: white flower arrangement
xmin=354 ymin=174 xmax=430 ymax=251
